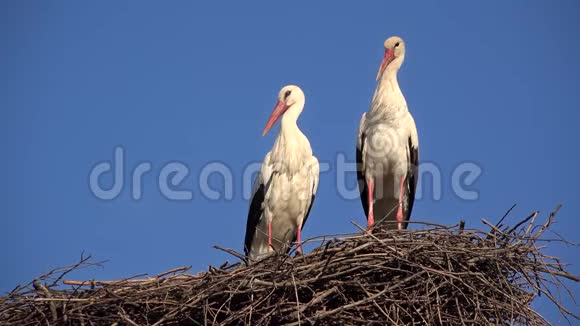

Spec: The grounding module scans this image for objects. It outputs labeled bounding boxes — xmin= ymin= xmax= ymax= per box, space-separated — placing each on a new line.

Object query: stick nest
xmin=1 ymin=207 xmax=578 ymax=325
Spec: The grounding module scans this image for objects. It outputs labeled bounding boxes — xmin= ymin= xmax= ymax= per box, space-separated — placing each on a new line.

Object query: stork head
xmin=376 ymin=36 xmax=405 ymax=80
xmin=262 ymin=85 xmax=305 ymax=136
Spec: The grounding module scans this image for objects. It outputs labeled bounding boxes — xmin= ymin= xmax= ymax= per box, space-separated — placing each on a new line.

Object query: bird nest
xmin=1 ymin=206 xmax=578 ymax=325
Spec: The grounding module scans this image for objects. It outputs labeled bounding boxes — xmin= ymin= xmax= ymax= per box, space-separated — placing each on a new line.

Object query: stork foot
xmin=396 ymin=206 xmax=403 ymax=230
xmin=367 ymin=178 xmax=375 ymax=231
xmin=268 ymin=222 xmax=274 ymax=252
xmin=295 ymin=226 xmax=303 ymax=255
xmin=367 ymin=213 xmax=375 ymax=231
xmin=397 ymin=175 xmax=405 ymax=230
xmin=295 ymin=244 xmax=303 ymax=255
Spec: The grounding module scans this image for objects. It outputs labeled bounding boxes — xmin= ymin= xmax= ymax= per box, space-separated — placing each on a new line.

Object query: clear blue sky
xmin=1 ymin=1 xmax=578 ymax=322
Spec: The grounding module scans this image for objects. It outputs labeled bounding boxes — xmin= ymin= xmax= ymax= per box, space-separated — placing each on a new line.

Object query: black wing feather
xmin=243 ymin=183 xmax=265 ymax=256
xmin=356 ymin=133 xmax=369 ymax=219
xmin=402 ymin=136 xmax=419 ymax=229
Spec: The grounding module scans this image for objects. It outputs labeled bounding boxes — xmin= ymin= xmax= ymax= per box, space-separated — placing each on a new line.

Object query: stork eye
xmin=284 ymin=90 xmax=292 ymax=99
xmin=394 ymin=42 xmax=400 ymax=48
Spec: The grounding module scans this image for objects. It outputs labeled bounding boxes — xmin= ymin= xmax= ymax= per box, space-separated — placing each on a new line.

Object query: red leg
xmin=296 ymin=225 xmax=302 ymax=254
xmin=367 ymin=178 xmax=374 ymax=230
xmin=268 ymin=222 xmax=273 ymax=248
xmin=396 ymin=175 xmax=404 ymax=230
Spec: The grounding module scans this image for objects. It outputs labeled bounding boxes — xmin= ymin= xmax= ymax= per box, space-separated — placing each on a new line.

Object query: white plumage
xmin=357 ymin=36 xmax=419 ymax=230
xmin=244 ymin=85 xmax=319 ymax=262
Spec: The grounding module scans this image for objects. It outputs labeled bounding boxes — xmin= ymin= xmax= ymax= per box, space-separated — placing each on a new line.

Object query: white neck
xmin=370 ymin=56 xmax=407 ymax=114
xmin=271 ymin=99 xmax=311 ymax=173
xmin=280 ymin=99 xmax=304 ymax=136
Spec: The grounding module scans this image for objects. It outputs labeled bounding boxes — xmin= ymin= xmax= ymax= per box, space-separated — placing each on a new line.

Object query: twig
xmin=2 ymin=210 xmax=577 ymax=326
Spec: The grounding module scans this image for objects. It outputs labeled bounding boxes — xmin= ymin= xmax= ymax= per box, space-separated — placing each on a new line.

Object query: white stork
xmin=356 ymin=36 xmax=419 ymax=231
xmin=244 ymin=85 xmax=319 ymax=262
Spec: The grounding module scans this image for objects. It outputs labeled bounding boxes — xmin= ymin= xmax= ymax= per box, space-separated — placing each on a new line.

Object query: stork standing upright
xmin=244 ymin=85 xmax=319 ymax=262
xmin=357 ymin=36 xmax=419 ymax=231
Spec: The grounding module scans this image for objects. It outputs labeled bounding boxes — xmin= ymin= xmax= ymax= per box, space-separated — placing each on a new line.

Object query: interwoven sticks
xmin=1 ymin=207 xmax=578 ymax=325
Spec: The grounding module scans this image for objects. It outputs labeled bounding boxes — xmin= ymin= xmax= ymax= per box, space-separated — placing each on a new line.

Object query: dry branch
xmin=0 ymin=207 xmax=578 ymax=325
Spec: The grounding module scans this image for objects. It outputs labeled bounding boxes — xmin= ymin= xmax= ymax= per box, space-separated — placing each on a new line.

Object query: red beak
xmin=262 ymin=100 xmax=289 ymax=136
xmin=376 ymin=48 xmax=395 ymax=80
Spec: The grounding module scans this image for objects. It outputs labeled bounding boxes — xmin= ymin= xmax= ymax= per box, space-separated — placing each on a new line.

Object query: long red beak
xmin=376 ymin=48 xmax=395 ymax=80
xmin=262 ymin=100 xmax=289 ymax=136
